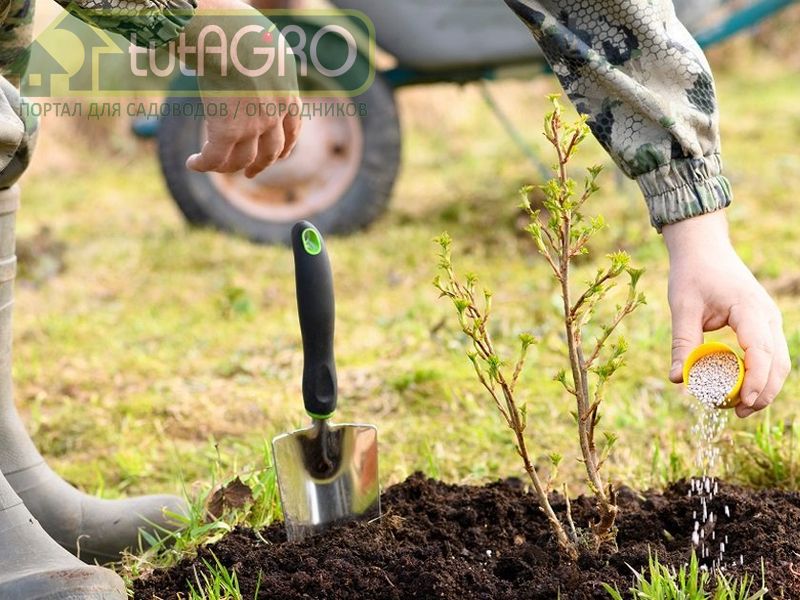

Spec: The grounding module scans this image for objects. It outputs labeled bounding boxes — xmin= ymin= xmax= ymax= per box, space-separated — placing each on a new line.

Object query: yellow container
xmin=682 ymin=342 xmax=745 ymax=409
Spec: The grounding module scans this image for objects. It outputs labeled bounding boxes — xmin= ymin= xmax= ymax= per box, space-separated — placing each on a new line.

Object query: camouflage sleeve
xmin=56 ymin=0 xmax=197 ymax=47
xmin=505 ymin=0 xmax=731 ymax=231
xmin=0 ymin=0 xmax=34 ymax=85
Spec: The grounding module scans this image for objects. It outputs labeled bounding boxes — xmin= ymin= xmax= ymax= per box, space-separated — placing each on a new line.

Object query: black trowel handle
xmin=291 ymin=221 xmax=337 ymax=419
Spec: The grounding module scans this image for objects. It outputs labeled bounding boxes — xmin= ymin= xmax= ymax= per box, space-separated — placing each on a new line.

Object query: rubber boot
xmin=0 ymin=469 xmax=126 ymax=599
xmin=0 ymin=185 xmax=187 ymax=564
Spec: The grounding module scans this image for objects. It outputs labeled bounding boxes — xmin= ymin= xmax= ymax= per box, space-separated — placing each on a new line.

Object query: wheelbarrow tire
xmin=156 ymin=74 xmax=401 ymax=245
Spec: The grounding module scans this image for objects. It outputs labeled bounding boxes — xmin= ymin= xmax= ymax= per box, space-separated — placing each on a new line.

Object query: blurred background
xmin=14 ymin=1 xmax=800 ymax=507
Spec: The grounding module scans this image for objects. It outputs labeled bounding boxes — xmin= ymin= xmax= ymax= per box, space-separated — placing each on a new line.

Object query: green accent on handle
xmin=301 ymin=228 xmax=322 ymax=255
xmin=307 ymin=410 xmax=334 ymax=420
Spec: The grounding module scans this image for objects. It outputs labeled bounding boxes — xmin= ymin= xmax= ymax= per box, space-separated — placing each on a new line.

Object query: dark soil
xmin=134 ymin=474 xmax=800 ymax=599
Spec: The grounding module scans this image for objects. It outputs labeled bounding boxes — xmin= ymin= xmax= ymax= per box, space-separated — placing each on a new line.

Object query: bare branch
xmin=586 ymin=299 xmax=637 ymax=368
xmin=563 ymin=483 xmax=579 ymax=545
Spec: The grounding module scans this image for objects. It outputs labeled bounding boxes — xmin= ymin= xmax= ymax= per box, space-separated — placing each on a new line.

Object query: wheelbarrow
xmin=134 ymin=0 xmax=798 ymax=244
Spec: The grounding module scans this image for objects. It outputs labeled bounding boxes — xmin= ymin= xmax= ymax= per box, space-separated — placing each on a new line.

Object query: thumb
xmin=670 ymin=305 xmax=704 ymax=383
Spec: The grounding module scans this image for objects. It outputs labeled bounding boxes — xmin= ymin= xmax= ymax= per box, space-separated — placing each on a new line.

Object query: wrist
xmin=662 ymin=211 xmax=732 ymax=261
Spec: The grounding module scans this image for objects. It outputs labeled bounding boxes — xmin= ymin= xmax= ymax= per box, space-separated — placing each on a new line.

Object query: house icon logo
xmin=14 ymin=40 xmax=70 ymax=96
xmin=11 ymin=7 xmax=137 ymax=97
xmin=10 ymin=6 xmax=375 ymax=98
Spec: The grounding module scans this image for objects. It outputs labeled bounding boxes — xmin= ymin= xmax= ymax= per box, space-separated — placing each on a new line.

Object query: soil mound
xmin=135 ymin=474 xmax=800 ymax=599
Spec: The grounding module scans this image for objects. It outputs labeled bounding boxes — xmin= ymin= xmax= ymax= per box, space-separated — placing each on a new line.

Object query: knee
xmin=0 ymin=78 xmax=37 ymax=190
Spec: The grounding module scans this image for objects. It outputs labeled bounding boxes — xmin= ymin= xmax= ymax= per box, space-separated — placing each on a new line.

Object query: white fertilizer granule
xmin=687 ymin=352 xmax=740 ymax=408
xmin=686 ymin=351 xmax=740 ymax=569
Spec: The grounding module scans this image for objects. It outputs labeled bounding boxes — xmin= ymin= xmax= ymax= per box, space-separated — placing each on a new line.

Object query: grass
xmin=122 ymin=442 xmax=281 ymax=583
xmin=727 ymin=411 xmax=800 ymax=490
xmin=11 ymin=36 xmax=800 ymax=594
xmin=186 ymin=554 xmax=262 ymax=600
xmin=603 ymin=553 xmax=768 ymax=600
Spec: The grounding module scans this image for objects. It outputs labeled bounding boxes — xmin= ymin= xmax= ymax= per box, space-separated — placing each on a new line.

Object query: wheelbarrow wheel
xmin=157 ymin=74 xmax=401 ymax=245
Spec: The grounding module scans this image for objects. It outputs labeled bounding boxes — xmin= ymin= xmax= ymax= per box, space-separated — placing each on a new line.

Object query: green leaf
xmin=434 ymin=232 xmax=452 ymax=249
xmin=626 ymin=267 xmax=645 ymax=288
xmin=453 ymin=298 xmax=470 ymax=315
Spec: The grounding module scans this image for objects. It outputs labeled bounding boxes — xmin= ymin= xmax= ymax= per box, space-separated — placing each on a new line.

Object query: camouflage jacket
xmin=505 ymin=0 xmax=731 ymax=231
xmin=0 ymin=0 xmax=195 ymax=180
xmin=0 ymin=0 xmax=195 ymax=78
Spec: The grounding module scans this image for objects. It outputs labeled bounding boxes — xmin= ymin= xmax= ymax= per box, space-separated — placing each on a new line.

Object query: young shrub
xmin=434 ymin=233 xmax=577 ymax=559
xmin=524 ymin=95 xmax=647 ymax=545
xmin=435 ymin=95 xmax=645 ymax=555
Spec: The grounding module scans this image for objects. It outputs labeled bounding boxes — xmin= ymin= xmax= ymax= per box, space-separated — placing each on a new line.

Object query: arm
xmin=54 ymin=0 xmax=197 ymax=48
xmin=506 ymin=0 xmax=728 ymax=231
xmin=248 ymin=0 xmax=297 ymax=9
xmin=507 ymin=0 xmax=790 ymax=416
xmin=59 ymin=0 xmax=300 ymax=175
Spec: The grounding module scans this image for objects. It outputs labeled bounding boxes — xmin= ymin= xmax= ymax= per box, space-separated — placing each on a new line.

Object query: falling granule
xmin=686 ymin=350 xmax=740 ymax=570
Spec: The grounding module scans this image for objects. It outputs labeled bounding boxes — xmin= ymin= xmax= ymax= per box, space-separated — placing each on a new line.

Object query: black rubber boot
xmin=1 ymin=185 xmax=187 ymax=564
xmin=0 ymin=452 xmax=126 ymax=598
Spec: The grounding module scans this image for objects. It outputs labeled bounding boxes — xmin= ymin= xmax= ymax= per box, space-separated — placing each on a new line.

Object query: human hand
xmin=182 ymin=0 xmax=302 ymax=176
xmin=663 ymin=211 xmax=791 ymax=418
xmin=186 ymin=96 xmax=302 ymax=177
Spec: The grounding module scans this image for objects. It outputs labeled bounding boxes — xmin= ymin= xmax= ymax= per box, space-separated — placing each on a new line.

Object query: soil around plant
xmin=134 ymin=474 xmax=800 ymax=599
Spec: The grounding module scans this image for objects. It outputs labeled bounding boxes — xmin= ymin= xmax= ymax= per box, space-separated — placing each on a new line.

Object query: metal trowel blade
xmin=272 ymin=421 xmax=380 ymax=542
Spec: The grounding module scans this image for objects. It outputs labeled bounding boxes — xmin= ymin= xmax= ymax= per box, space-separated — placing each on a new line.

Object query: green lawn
xmin=11 ymin=43 xmax=800 ymax=562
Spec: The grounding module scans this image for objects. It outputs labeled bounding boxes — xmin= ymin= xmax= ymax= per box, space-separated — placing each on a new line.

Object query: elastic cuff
xmin=636 ymin=153 xmax=732 ymax=232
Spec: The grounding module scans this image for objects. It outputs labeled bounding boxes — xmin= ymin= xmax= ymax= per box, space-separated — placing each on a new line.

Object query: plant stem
xmin=469 ymin=301 xmax=579 ymax=559
xmin=548 ymin=113 xmax=618 ymax=542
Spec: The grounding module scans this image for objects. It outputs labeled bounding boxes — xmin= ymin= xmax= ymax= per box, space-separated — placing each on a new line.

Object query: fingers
xmin=223 ymin=137 xmax=260 ymax=174
xmin=244 ymin=125 xmax=286 ymax=178
xmin=729 ymin=303 xmax=780 ymax=417
xmin=243 ymin=107 xmax=303 ymax=177
xmin=280 ymin=100 xmax=303 ymax=159
xmin=280 ymin=113 xmax=302 ymax=159
xmin=186 ymin=137 xmax=234 ymax=173
xmin=187 ymin=100 xmax=303 ymax=176
xmin=736 ymin=313 xmax=791 ymax=418
xmin=670 ymin=302 xmax=704 ymax=383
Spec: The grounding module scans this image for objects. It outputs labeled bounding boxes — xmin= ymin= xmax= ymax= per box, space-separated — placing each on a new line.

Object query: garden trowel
xmin=272 ymin=221 xmax=380 ymax=542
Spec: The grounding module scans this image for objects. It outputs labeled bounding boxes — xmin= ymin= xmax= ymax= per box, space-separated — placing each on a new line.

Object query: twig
xmin=563 ymin=483 xmax=579 ymax=545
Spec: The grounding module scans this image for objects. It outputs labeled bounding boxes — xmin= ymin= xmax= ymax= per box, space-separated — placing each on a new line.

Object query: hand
xmin=663 ymin=211 xmax=791 ymax=418
xmin=182 ymin=0 xmax=303 ymax=176
xmin=186 ymin=96 xmax=302 ymax=177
